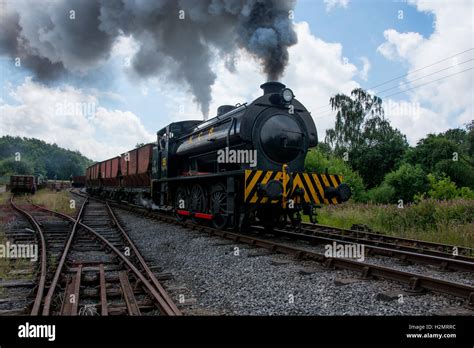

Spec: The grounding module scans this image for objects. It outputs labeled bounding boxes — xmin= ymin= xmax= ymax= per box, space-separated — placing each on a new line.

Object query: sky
xmin=0 ymin=0 xmax=473 ymax=161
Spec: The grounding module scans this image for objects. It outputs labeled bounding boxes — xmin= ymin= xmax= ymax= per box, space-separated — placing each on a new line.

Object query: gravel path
xmin=118 ymin=210 xmax=473 ymax=316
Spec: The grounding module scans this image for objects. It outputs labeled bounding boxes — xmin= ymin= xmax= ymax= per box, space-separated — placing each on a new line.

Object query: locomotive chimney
xmin=260 ymin=81 xmax=286 ymax=95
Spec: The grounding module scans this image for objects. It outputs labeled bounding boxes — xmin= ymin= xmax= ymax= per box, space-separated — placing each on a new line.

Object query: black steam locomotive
xmin=149 ymin=81 xmax=351 ymax=229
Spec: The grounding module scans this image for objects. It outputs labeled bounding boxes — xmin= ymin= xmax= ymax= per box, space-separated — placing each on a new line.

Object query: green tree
xmin=0 ymin=158 xmax=35 ymax=175
xmin=405 ymin=132 xmax=474 ymax=188
xmin=325 ymin=88 xmax=384 ymax=154
xmin=383 ymin=163 xmax=427 ymax=203
xmin=466 ymin=120 xmax=474 ymax=158
xmin=0 ymin=136 xmax=93 ymax=179
xmin=427 ymin=174 xmax=458 ymax=200
xmin=426 ymin=173 xmax=474 ymax=200
xmin=350 ymin=117 xmax=408 ymax=188
xmin=325 ymin=88 xmax=408 ymax=188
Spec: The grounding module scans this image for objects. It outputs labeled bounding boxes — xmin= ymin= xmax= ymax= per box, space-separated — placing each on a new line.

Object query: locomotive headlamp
xmin=281 ymin=88 xmax=294 ymax=103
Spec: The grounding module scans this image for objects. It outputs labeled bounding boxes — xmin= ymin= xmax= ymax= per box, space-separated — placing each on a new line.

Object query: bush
xmin=305 ymin=148 xmax=366 ymax=202
xmin=366 ymin=184 xmax=395 ymax=203
xmin=427 ymin=174 xmax=457 ymax=200
xmin=458 ymin=187 xmax=474 ymax=199
xmin=427 ymin=173 xmax=474 ymax=200
xmin=383 ymin=163 xmax=427 ymax=203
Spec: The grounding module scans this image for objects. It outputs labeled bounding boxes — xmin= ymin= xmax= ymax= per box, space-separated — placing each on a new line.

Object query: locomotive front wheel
xmin=190 ymin=184 xmax=207 ymax=223
xmin=175 ymin=186 xmax=188 ymax=222
xmin=210 ymin=182 xmax=228 ymax=230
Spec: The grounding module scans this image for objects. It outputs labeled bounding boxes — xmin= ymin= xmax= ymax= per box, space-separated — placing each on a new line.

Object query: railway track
xmin=300 ymin=222 xmax=474 ymax=257
xmin=262 ymin=225 xmax=474 ymax=273
xmin=8 ymin=195 xmax=180 ymax=316
xmin=75 ymin=192 xmax=473 ymax=308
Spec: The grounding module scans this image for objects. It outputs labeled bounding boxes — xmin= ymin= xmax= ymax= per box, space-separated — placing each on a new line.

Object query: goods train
xmin=86 ymin=82 xmax=351 ymax=230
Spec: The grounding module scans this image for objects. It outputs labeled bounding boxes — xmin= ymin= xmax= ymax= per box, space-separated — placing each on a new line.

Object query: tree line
xmin=0 ymin=136 xmax=93 ymax=181
xmin=306 ymin=88 xmax=474 ymax=203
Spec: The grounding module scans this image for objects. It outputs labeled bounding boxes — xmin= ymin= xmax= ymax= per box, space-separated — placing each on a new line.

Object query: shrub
xmin=366 ymin=184 xmax=395 ymax=203
xmin=458 ymin=187 xmax=474 ymax=199
xmin=383 ymin=163 xmax=427 ymax=203
xmin=427 ymin=173 xmax=474 ymax=200
xmin=427 ymin=174 xmax=458 ymax=200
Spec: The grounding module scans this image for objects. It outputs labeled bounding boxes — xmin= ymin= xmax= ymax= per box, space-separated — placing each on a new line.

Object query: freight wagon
xmin=86 ymin=144 xmax=154 ymax=202
xmin=10 ymin=175 xmax=36 ymax=194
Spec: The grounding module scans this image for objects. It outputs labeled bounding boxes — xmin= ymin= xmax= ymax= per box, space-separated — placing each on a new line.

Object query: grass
xmin=29 ymin=189 xmax=75 ymax=215
xmin=0 ymin=225 xmax=33 ymax=284
xmin=0 ymin=189 xmax=73 ymax=298
xmin=315 ymin=198 xmax=474 ymax=248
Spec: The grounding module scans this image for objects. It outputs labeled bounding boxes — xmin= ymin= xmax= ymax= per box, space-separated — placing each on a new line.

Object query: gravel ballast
xmin=118 ymin=210 xmax=472 ymax=316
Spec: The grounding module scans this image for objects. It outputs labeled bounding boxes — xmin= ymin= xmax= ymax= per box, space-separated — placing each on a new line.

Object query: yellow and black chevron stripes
xmin=244 ymin=169 xmax=343 ymax=205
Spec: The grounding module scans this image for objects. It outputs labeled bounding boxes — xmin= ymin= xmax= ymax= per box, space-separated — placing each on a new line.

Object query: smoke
xmin=0 ymin=0 xmax=297 ymax=118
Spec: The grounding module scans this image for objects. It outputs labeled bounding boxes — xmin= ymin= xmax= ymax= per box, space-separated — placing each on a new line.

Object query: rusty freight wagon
xmin=10 ymin=175 xmax=36 ymax=194
xmin=86 ymin=144 xmax=154 ymax=202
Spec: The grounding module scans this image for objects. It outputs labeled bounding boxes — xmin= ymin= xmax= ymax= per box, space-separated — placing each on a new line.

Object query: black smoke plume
xmin=0 ymin=0 xmax=297 ymax=118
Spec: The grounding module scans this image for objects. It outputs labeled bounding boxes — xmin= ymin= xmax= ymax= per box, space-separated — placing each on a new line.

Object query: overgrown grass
xmin=0 ymin=225 xmax=33 ymax=284
xmin=316 ymin=198 xmax=474 ymax=248
xmin=29 ymin=189 xmax=74 ymax=215
xmin=0 ymin=190 xmax=11 ymax=205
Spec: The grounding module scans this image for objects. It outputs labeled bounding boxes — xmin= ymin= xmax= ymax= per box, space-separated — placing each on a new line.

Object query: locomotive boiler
xmin=86 ymin=82 xmax=351 ymax=230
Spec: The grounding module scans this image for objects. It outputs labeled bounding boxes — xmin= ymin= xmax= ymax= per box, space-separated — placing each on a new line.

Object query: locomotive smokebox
xmin=260 ymin=81 xmax=286 ymax=95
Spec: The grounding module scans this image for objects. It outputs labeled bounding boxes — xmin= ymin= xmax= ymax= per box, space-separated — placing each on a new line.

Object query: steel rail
xmin=41 ymin=199 xmax=87 ymax=315
xmin=30 ymin=201 xmax=180 ymax=316
xmin=303 ymin=222 xmax=474 ymax=257
xmin=262 ymin=226 xmax=474 ymax=273
xmin=105 ymin=201 xmax=181 ymax=315
xmin=9 ymin=196 xmax=47 ymax=315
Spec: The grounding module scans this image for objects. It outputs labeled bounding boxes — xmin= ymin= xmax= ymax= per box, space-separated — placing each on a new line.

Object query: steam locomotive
xmin=86 ymin=82 xmax=351 ymax=229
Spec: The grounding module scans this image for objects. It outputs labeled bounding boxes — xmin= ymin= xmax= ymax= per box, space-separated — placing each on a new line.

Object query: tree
xmin=467 ymin=120 xmax=474 ymax=157
xmin=383 ymin=163 xmax=427 ymax=203
xmin=0 ymin=136 xmax=93 ymax=179
xmin=0 ymin=158 xmax=35 ymax=175
xmin=325 ymin=88 xmax=408 ymax=188
xmin=325 ymin=88 xmax=384 ymax=154
xmin=350 ymin=117 xmax=408 ymax=188
xmin=405 ymin=132 xmax=474 ymax=188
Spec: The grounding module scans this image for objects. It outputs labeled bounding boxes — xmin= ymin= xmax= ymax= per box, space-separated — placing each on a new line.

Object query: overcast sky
xmin=1 ymin=0 xmax=473 ymax=161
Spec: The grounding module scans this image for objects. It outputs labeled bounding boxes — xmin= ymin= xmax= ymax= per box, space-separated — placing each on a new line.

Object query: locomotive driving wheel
xmin=210 ymin=182 xmax=228 ymax=229
xmin=190 ymin=184 xmax=207 ymax=222
xmin=175 ymin=185 xmax=188 ymax=221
